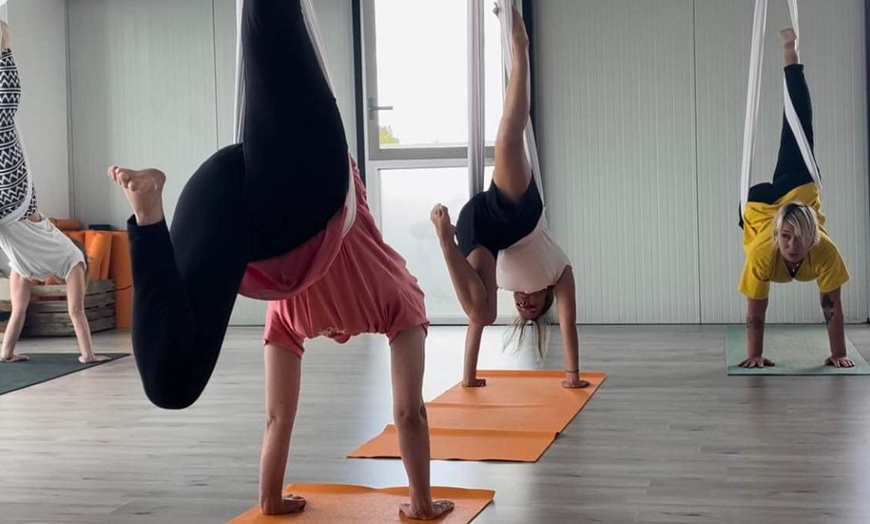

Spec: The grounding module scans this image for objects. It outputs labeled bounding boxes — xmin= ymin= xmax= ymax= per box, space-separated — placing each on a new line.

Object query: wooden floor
xmin=2 ymin=324 xmax=870 ymax=523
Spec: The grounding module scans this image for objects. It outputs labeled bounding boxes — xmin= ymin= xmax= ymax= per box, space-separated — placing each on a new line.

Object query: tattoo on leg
xmin=745 ymin=316 xmax=764 ymax=330
xmin=821 ymin=294 xmax=835 ymax=326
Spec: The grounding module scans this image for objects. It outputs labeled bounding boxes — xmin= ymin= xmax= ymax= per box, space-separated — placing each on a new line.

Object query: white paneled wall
xmin=5 ymin=0 xmax=69 ymax=218
xmin=537 ymin=0 xmax=700 ymax=323
xmin=537 ymin=0 xmax=868 ymax=324
xmin=67 ymin=0 xmax=357 ymax=325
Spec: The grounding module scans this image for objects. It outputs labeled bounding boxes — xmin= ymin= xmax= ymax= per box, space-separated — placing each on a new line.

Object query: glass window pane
xmin=378 ymin=167 xmax=469 ymax=319
xmin=374 ymin=0 xmax=467 ymax=149
xmin=379 ymin=165 xmax=523 ymax=322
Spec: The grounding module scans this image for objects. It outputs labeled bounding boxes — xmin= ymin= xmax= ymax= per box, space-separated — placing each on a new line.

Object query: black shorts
xmin=456 ymin=179 xmax=543 ymax=258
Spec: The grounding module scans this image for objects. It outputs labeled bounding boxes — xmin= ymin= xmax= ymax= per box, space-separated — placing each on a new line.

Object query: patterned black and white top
xmin=0 ymin=47 xmax=37 ymax=223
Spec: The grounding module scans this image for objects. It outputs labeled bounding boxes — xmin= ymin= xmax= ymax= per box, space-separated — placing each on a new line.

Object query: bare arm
xmin=554 ymin=267 xmax=587 ymax=388
xmin=821 ymin=288 xmax=853 ymax=367
xmin=462 ymin=321 xmax=486 ymax=387
xmin=440 ymin=243 xmax=497 ymax=325
xmin=431 ymin=205 xmax=497 ymax=325
xmin=1 ymin=21 xmax=10 ymax=51
xmin=259 ymin=344 xmax=305 ymax=515
xmin=739 ymin=298 xmax=772 ymax=368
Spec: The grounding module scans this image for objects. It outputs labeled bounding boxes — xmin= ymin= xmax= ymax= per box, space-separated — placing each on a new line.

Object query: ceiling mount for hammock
xmin=739 ymin=0 xmax=821 ymax=213
xmin=468 ymin=0 xmax=545 ymax=206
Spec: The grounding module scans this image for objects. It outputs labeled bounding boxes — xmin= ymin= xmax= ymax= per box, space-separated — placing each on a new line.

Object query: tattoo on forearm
xmin=821 ymin=294 xmax=835 ymax=326
xmin=745 ymin=316 xmax=764 ymax=330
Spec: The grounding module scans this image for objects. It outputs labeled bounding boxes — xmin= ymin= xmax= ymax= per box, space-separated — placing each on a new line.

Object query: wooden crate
xmin=19 ymin=280 xmax=116 ymax=337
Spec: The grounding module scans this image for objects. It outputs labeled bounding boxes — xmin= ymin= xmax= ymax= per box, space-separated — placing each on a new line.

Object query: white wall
xmin=5 ymin=0 xmax=69 ymax=218
xmin=67 ymin=0 xmax=358 ymax=325
xmin=537 ymin=0 xmax=700 ymax=323
xmin=536 ymin=0 xmax=869 ymax=323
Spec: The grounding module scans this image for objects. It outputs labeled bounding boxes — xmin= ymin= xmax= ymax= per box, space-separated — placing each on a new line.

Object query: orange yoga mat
xmin=351 ymin=425 xmax=556 ymax=462
xmin=228 ymin=484 xmax=494 ymax=524
xmin=349 ymin=370 xmax=605 ymax=462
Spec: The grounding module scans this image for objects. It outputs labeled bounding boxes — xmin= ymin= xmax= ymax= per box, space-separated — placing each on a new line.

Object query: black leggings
xmin=740 ymin=64 xmax=817 ymax=227
xmin=127 ymin=0 xmax=349 ymax=409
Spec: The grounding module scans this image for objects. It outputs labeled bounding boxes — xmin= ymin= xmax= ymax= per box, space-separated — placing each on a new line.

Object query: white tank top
xmin=0 ymin=216 xmax=86 ymax=280
xmin=496 ymin=215 xmax=570 ymax=292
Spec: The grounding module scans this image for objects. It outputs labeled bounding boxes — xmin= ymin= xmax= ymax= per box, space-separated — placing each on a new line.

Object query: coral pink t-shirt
xmin=239 ymin=157 xmax=428 ymax=355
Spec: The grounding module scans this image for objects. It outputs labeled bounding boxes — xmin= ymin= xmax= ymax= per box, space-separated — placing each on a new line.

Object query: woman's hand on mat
xmin=260 ymin=494 xmax=306 ymax=515
xmin=430 ymin=204 xmax=456 ymax=242
xmin=825 ymin=355 xmax=855 ymax=368
xmin=399 ymin=499 xmax=455 ymax=520
xmin=462 ymin=377 xmax=486 ymax=387
xmin=738 ymin=356 xmax=775 ymax=368
xmin=562 ymin=375 xmax=589 ymax=389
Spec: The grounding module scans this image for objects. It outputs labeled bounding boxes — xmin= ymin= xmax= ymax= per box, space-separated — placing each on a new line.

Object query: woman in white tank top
xmin=0 ymin=21 xmax=108 ymax=364
xmin=431 ymin=7 xmax=587 ymax=389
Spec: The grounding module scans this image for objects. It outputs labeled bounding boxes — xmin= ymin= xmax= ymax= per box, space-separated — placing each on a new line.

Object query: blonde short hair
xmin=773 ymin=201 xmax=820 ymax=249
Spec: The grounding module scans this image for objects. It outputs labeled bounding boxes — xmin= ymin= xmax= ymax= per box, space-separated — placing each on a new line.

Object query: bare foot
xmin=107 ymin=165 xmax=166 ymax=226
xmin=79 ymin=355 xmax=111 ymax=364
xmin=261 ymin=495 xmax=306 ymax=516
xmin=0 ymin=354 xmax=29 ymax=363
xmin=779 ymin=28 xmax=797 ymax=47
xmin=399 ymin=500 xmax=455 ymax=520
xmin=779 ymin=28 xmax=799 ymax=65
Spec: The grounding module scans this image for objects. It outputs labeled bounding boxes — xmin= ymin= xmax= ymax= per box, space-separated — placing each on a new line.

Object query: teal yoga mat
xmin=0 ymin=353 xmax=128 ymax=395
xmin=725 ymin=325 xmax=870 ymax=375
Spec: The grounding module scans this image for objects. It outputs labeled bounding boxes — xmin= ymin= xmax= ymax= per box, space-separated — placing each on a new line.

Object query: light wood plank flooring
xmin=2 ymin=324 xmax=870 ymax=523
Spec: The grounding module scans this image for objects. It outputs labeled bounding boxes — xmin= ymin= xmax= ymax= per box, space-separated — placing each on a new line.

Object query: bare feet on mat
xmin=738 ymin=356 xmax=775 ymax=368
xmin=0 ymin=354 xmax=29 ymax=363
xmin=462 ymin=377 xmax=486 ymax=388
xmin=107 ymin=165 xmax=166 ymax=226
xmin=79 ymin=354 xmax=111 ymax=364
xmin=399 ymin=500 xmax=455 ymax=520
xmin=261 ymin=495 xmax=306 ymax=516
xmin=825 ymin=355 xmax=855 ymax=368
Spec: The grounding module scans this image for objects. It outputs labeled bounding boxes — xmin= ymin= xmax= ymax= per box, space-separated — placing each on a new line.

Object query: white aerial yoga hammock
xmin=232 ymin=0 xmax=355 ymax=234
xmin=739 ymin=0 xmax=821 ymax=214
xmin=469 ymin=0 xmax=545 ymax=206
xmin=233 ymin=0 xmax=335 ymax=143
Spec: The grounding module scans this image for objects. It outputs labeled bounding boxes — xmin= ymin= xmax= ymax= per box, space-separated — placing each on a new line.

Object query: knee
xmin=142 ymin=374 xmax=201 ymax=410
xmin=393 ymin=401 xmax=427 ymax=430
xmin=68 ymin=303 xmax=85 ymax=318
xmin=145 ymin=388 xmax=197 ymax=410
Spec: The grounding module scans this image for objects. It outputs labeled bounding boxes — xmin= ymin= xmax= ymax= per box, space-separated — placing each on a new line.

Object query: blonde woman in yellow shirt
xmin=738 ymin=28 xmax=851 ymax=369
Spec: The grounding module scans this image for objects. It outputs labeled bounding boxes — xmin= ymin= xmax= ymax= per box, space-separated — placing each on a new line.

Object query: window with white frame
xmin=361 ymin=0 xmax=516 ymax=323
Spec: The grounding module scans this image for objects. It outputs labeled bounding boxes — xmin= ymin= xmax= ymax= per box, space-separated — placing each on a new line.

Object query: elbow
xmin=469 ymin=307 xmax=496 ymax=327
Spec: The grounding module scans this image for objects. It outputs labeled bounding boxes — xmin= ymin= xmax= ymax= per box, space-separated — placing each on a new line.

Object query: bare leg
xmin=0 ymin=271 xmax=31 ymax=362
xmin=492 ymin=7 xmax=532 ymax=203
xmin=65 ymin=264 xmax=109 ymax=364
xmin=259 ymin=343 xmax=306 ymax=516
xmin=391 ymin=325 xmax=454 ymax=520
xmin=780 ymin=28 xmax=799 ymax=66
